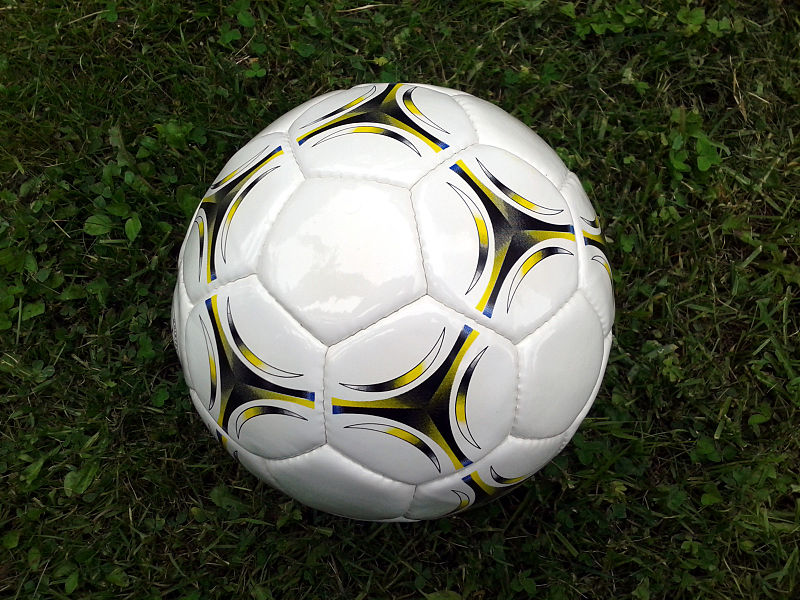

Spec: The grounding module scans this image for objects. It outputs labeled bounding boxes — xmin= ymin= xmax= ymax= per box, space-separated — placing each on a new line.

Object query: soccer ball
xmin=172 ymin=83 xmax=614 ymax=521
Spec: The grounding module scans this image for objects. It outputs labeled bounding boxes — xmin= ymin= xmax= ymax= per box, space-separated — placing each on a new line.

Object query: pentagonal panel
xmin=260 ymin=178 xmax=425 ymax=345
xmin=181 ymin=133 xmax=303 ymax=303
xmin=325 ymin=296 xmax=517 ymax=484
xmin=288 ymin=83 xmax=476 ymax=187
xmin=413 ymin=145 xmax=579 ymax=342
xmin=559 ymin=172 xmax=615 ymax=335
xmin=267 ymin=445 xmax=415 ymax=521
xmin=513 ymin=291 xmax=605 ymax=439
xmin=183 ymin=277 xmax=326 ymax=459
xmin=453 ymin=93 xmax=568 ymax=188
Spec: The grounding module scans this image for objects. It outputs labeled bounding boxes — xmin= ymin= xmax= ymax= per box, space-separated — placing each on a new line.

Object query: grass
xmin=1 ymin=0 xmax=798 ymax=598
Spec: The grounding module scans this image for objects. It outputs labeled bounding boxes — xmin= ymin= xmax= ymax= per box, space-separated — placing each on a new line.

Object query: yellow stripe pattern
xmin=475 ymin=248 xmax=508 ymax=313
xmin=592 ymin=254 xmax=612 ymax=279
xmin=332 ymin=327 xmax=480 ymax=472
xmin=221 ymin=149 xmax=284 ymax=233
xmin=296 ymin=83 xmax=446 ymax=153
xmin=391 ymin=361 xmax=427 ymax=389
xmin=583 ymin=230 xmax=606 ymax=247
xmin=470 ymin=470 xmax=497 ymax=496
xmin=425 ymin=329 xmax=479 ymax=470
xmin=207 ymin=296 xmax=229 ymax=427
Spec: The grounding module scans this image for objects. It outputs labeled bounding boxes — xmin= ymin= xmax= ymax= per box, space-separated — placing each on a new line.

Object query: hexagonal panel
xmin=260 ymin=177 xmax=426 ymax=345
xmin=325 ymin=296 xmax=518 ymax=484
xmin=413 ymin=144 xmax=579 ymax=342
xmin=452 ymin=93 xmax=569 ymax=188
xmin=513 ymin=291 xmax=605 ymax=440
xmin=181 ymin=133 xmax=304 ymax=303
xmin=267 ymin=445 xmax=415 ymax=521
xmin=288 ymin=83 xmax=476 ymax=187
xmin=183 ymin=277 xmax=326 ymax=459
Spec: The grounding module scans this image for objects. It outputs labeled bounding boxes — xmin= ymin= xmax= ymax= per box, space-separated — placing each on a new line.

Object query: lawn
xmin=1 ymin=1 xmax=798 ymax=598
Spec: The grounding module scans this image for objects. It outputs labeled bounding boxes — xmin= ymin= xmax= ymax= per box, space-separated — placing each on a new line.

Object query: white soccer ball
xmin=172 ymin=83 xmax=614 ymax=521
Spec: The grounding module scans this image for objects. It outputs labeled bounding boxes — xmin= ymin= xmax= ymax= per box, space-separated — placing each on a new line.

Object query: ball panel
xmin=189 ymin=387 xmax=216 ymax=435
xmin=559 ymin=171 xmax=596 ymax=222
xmin=582 ymin=262 xmax=615 ymax=337
xmin=487 ymin=435 xmax=566 ymax=481
xmin=413 ymin=144 xmax=579 ymax=342
xmin=260 ymin=178 xmax=426 ymax=346
xmin=513 ymin=291 xmax=605 ymax=439
xmin=453 ymin=94 xmax=568 ymax=188
xmin=559 ymin=173 xmax=615 ymax=336
xmin=411 ymin=83 xmax=464 ymax=96
xmin=325 ymin=296 xmax=517 ymax=484
xmin=181 ymin=134 xmax=303 ymax=303
xmin=220 ymin=277 xmax=326 ymax=459
xmin=406 ymin=475 xmax=471 ymax=519
xmin=183 ymin=278 xmax=326 ymax=459
xmin=556 ymin=329 xmax=613 ymax=453
xmin=172 ymin=272 xmax=194 ymax=389
xmin=209 ymin=132 xmax=290 ymax=188
xmin=179 ymin=212 xmax=204 ymax=304
xmin=184 ymin=301 xmax=215 ymax=411
xmin=257 ymin=91 xmax=341 ymax=136
xmin=188 ymin=388 xmax=240 ymax=460
xmin=189 ymin=388 xmax=282 ymax=489
xmin=267 ymin=445 xmax=415 ymax=521
xmin=406 ymin=441 xmax=550 ymax=520
xmin=234 ymin=444 xmax=281 ymax=491
xmin=288 ymin=83 xmax=476 ymax=187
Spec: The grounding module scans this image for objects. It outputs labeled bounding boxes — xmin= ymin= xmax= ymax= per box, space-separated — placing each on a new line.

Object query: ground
xmin=0 ymin=1 xmax=798 ymax=599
